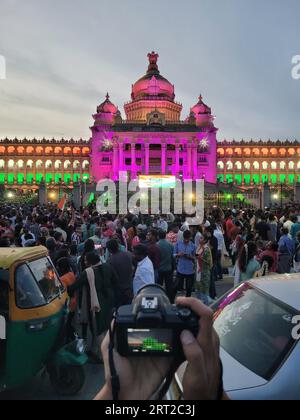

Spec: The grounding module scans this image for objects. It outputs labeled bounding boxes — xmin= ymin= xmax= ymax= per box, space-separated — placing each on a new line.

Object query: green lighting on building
xmin=271 ymin=174 xmax=277 ymax=184
xmin=64 ymin=174 xmax=71 ymax=184
xmin=46 ymin=173 xmax=53 ymax=184
xmin=244 ymin=174 xmax=251 ymax=185
xmin=26 ymin=174 xmax=34 ymax=184
xmin=8 ymin=174 xmax=15 ymax=185
xmin=17 ymin=173 xmax=24 ymax=184
xmin=36 ymin=173 xmax=43 ymax=184
xmin=55 ymin=174 xmax=62 ymax=183
xmin=235 ymin=174 xmax=242 ymax=185
xmin=82 ymin=173 xmax=90 ymax=182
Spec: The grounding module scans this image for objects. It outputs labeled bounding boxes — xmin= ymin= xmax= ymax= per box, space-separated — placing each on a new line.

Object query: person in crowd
xmin=126 ymin=220 xmax=138 ymax=252
xmin=132 ymin=244 xmax=155 ymax=296
xmin=146 ymin=229 xmax=161 ymax=283
xmin=46 ymin=237 xmax=58 ymax=263
xmin=268 ymin=213 xmax=278 ymax=242
xmin=283 ymin=214 xmax=294 ymax=234
xmin=157 ymin=230 xmax=175 ymax=303
xmin=166 ymin=224 xmax=179 ymax=245
xmin=237 ymin=242 xmax=261 ymax=282
xmin=278 ymin=227 xmax=295 ymax=274
xmin=0 ymin=238 xmax=10 ymax=248
xmin=196 ymin=234 xmax=213 ymax=305
xmin=213 ymin=223 xmax=225 ymax=280
xmin=255 ymin=214 xmax=271 ymax=242
xmin=56 ymin=257 xmax=77 ymax=342
xmin=157 ymin=216 xmax=168 ymax=233
xmin=89 ymin=227 xmax=102 ymax=245
xmin=174 ymin=230 xmax=196 ymax=298
xmin=258 ymin=241 xmax=279 ymax=273
xmin=68 ymin=251 xmax=117 ymax=364
xmin=293 ymin=231 xmax=300 ymax=273
xmin=79 ymin=238 xmax=96 ymax=273
xmin=291 ymin=215 xmax=300 ymax=240
xmin=106 ymin=239 xmax=133 ymax=307
xmin=53 ymin=219 xmax=67 ymax=242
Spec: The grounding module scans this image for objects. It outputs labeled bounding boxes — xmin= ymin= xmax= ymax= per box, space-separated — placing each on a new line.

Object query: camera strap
xmin=109 ymin=319 xmax=120 ymax=401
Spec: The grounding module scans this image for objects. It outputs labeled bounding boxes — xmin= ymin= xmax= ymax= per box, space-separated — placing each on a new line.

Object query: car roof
xmin=0 ymin=246 xmax=48 ymax=271
xmin=249 ymin=274 xmax=300 ymax=312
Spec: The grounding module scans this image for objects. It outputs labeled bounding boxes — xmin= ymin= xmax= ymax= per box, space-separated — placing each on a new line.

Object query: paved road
xmin=0 ymin=364 xmax=104 ymax=401
xmin=0 ymin=278 xmax=233 ymax=400
xmin=215 ymin=276 xmax=234 ymax=299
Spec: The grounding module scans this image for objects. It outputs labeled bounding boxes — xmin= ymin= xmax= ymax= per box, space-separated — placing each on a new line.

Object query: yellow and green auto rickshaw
xmin=0 ymin=246 xmax=88 ymax=396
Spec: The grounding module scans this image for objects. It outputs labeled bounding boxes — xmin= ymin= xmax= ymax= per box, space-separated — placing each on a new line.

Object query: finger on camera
xmin=176 ymin=297 xmax=214 ymax=342
xmin=180 ymin=330 xmax=205 ymax=366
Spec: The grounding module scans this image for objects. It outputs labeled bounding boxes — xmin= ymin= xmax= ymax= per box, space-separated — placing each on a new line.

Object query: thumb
xmin=180 ymin=330 xmax=204 ymax=365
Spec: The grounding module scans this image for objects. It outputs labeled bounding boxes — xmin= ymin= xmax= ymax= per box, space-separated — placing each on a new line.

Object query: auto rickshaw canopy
xmin=0 ymin=247 xmax=48 ymax=271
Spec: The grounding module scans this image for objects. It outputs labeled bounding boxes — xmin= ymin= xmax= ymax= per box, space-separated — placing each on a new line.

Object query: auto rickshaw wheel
xmin=49 ymin=365 xmax=85 ymax=396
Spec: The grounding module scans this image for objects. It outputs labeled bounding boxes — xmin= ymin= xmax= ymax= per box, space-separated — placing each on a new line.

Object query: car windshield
xmin=27 ymin=258 xmax=64 ymax=302
xmin=213 ymin=283 xmax=299 ymax=380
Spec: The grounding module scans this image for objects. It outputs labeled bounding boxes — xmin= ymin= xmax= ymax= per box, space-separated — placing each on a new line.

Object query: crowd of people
xmin=0 ymin=202 xmax=300 ymax=367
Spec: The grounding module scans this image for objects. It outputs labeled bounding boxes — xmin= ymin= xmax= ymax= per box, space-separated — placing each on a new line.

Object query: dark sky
xmin=0 ymin=0 xmax=299 ymax=141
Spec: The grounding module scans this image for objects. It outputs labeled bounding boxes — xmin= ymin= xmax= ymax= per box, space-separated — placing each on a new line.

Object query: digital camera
xmin=115 ymin=285 xmax=199 ymax=357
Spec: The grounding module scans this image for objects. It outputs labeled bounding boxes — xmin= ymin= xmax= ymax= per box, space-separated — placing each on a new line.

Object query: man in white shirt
xmin=133 ymin=245 xmax=155 ymax=296
xmin=157 ymin=216 xmax=168 ymax=233
xmin=213 ymin=224 xmax=226 ymax=280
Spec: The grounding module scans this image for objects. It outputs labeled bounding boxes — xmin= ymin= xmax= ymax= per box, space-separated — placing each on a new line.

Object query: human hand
xmin=176 ymin=297 xmax=222 ymax=401
xmin=95 ymin=326 xmax=173 ymax=400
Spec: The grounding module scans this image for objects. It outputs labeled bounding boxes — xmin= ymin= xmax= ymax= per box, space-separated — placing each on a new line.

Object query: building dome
xmin=97 ymin=93 xmax=118 ymax=114
xmin=191 ymin=95 xmax=212 ymax=115
xmin=131 ymin=52 xmax=175 ymax=101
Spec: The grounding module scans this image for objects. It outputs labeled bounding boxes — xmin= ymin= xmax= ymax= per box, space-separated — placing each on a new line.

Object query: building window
xmin=125 ymin=158 xmax=132 ymax=166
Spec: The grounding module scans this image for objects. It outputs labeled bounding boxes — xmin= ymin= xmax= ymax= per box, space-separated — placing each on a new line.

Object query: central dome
xmin=131 ymin=52 xmax=175 ymax=101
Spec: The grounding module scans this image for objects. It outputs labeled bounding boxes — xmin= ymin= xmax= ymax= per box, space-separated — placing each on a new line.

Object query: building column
xmin=145 ymin=143 xmax=150 ymax=175
xmin=38 ymin=181 xmax=47 ymax=205
xmin=73 ymin=182 xmax=81 ymax=210
xmin=175 ymin=143 xmax=180 ymax=177
xmin=192 ymin=143 xmax=198 ymax=180
xmin=161 ymin=143 xmax=166 ymax=175
xmin=119 ymin=142 xmax=124 ymax=173
xmin=113 ymin=144 xmax=119 ymax=180
xmin=131 ymin=142 xmax=136 ymax=180
xmin=187 ymin=144 xmax=192 ymax=179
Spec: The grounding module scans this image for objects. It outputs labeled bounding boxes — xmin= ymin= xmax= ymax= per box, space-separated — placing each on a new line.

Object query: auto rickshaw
xmin=0 ymin=246 xmax=88 ymax=396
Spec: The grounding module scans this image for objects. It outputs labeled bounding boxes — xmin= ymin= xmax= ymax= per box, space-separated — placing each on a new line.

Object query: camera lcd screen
xmin=127 ymin=329 xmax=172 ymax=354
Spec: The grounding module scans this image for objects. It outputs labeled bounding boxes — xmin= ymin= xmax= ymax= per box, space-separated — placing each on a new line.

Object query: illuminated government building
xmin=0 ymin=52 xmax=299 ymax=202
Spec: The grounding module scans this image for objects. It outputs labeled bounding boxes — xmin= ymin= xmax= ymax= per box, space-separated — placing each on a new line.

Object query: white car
xmin=170 ymin=274 xmax=300 ymax=400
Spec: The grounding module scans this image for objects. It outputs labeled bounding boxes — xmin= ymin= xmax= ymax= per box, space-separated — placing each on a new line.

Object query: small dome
xmin=97 ymin=93 xmax=118 ymax=114
xmin=131 ymin=52 xmax=175 ymax=101
xmin=191 ymin=95 xmax=211 ymax=115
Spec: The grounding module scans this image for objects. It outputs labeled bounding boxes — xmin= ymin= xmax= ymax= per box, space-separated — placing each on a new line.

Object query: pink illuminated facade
xmin=91 ymin=52 xmax=218 ymax=183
